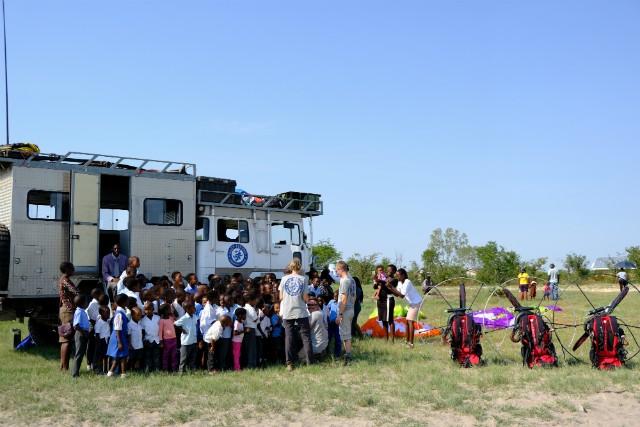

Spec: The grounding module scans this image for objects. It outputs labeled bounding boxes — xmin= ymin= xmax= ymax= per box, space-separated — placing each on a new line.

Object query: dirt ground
xmin=259 ymin=392 xmax=640 ymax=427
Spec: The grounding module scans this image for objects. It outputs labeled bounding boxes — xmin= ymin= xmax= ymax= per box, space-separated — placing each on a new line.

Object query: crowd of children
xmin=69 ymin=264 xmax=351 ymax=377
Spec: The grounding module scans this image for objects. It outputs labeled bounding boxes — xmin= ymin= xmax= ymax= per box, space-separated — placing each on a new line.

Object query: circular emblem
xmin=283 ymin=276 xmax=304 ymax=297
xmin=227 ymin=244 xmax=248 ymax=267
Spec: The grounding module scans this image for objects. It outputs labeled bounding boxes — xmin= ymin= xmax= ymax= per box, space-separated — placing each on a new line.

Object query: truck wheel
xmin=0 ymin=224 xmax=9 ymax=291
xmin=27 ymin=315 xmax=58 ymax=346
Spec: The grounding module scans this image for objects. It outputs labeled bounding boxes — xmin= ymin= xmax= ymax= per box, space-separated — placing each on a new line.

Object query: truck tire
xmin=0 ymin=224 xmax=9 ymax=291
xmin=27 ymin=312 xmax=59 ymax=346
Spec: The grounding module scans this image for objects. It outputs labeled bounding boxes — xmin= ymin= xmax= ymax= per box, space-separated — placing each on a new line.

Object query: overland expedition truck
xmin=0 ymin=149 xmax=322 ymax=343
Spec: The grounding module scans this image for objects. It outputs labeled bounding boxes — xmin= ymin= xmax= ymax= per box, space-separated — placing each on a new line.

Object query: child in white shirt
xmin=141 ymin=301 xmax=161 ymax=372
xmin=94 ymin=306 xmax=111 ymax=375
xmin=204 ymin=314 xmax=233 ymax=374
xmin=128 ymin=307 xmax=144 ymax=371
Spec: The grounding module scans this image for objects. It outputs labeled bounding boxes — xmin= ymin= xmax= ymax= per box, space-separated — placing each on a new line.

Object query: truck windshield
xmin=271 ymin=223 xmax=300 ymax=246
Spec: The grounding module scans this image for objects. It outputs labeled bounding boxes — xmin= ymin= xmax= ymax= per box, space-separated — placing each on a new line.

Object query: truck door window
xmin=196 ymin=217 xmax=209 ymax=241
xmin=217 ymin=219 xmax=249 ymax=243
xmin=271 ymin=223 xmax=300 ymax=246
xmin=27 ymin=190 xmax=70 ymax=221
xmin=143 ymin=198 xmax=183 ymax=226
xmin=100 ymin=209 xmax=129 ymax=231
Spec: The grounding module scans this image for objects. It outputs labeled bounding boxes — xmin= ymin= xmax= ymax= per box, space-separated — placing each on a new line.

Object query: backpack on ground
xmin=587 ymin=315 xmax=626 ymax=369
xmin=511 ymin=311 xmax=557 ymax=368
xmin=442 ymin=283 xmax=483 ymax=368
xmin=572 ymin=287 xmax=629 ymax=370
xmin=444 ymin=312 xmax=483 ymax=367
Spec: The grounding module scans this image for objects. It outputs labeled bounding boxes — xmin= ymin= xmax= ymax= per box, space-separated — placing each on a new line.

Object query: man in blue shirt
xmin=102 ymin=244 xmax=127 ymax=301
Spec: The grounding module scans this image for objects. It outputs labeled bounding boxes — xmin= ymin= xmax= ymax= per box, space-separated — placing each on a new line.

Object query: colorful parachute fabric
xmin=472 ymin=305 xmax=563 ymax=329
xmin=361 ymin=317 xmax=440 ymax=339
xmin=368 ymin=305 xmax=426 ymax=320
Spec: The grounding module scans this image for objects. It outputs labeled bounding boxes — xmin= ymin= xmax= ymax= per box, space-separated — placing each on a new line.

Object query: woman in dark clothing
xmin=352 ymin=277 xmax=364 ymax=339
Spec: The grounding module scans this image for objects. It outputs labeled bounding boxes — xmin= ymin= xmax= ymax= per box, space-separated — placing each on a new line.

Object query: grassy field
xmin=1 ymin=281 xmax=639 ymax=426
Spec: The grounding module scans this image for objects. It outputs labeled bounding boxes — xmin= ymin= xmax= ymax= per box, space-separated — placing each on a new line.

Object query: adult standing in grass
xmin=518 ymin=268 xmax=530 ymax=301
xmin=351 ymin=277 xmax=364 ymax=339
xmin=547 ymin=264 xmax=560 ymax=301
xmin=389 ymin=269 xmax=422 ymax=348
xmin=58 ymin=261 xmax=78 ymax=372
xmin=617 ymin=268 xmax=628 ymax=292
xmin=280 ymin=258 xmax=315 ymax=370
xmin=336 ymin=260 xmax=356 ymax=365
xmin=374 ymin=264 xmax=398 ymax=342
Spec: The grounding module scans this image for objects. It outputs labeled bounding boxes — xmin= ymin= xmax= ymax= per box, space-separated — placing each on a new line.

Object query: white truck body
xmin=0 ymin=150 xmax=321 ymax=301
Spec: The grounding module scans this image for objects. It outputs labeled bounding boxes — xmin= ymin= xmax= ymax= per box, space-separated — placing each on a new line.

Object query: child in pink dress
xmin=158 ymin=303 xmax=178 ymax=372
xmin=232 ymin=307 xmax=247 ymax=371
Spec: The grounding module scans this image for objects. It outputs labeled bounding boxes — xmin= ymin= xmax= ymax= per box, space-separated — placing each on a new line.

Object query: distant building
xmin=590 ymin=256 xmax=631 ymax=271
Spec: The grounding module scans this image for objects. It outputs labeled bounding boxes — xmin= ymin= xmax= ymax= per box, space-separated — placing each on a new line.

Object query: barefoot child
xmin=529 ymin=280 xmax=537 ymax=300
xmin=543 ymin=282 xmax=551 ymax=300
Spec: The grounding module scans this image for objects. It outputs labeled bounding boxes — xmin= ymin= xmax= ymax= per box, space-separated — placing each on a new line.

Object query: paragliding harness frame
xmin=572 ymin=286 xmax=630 ymax=370
xmin=510 ymin=310 xmax=558 ymax=368
xmin=442 ymin=283 xmax=484 ymax=368
xmin=584 ymin=311 xmax=627 ymax=370
xmin=503 ymin=288 xmax=558 ymax=368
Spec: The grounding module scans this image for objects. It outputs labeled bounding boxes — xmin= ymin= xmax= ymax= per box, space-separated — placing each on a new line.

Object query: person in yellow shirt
xmin=518 ymin=268 xmax=530 ymax=301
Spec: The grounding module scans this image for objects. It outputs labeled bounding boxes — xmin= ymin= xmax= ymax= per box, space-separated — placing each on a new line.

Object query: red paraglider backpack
xmin=443 ymin=283 xmax=484 ymax=368
xmin=448 ymin=313 xmax=483 ymax=367
xmin=588 ymin=315 xmax=626 ymax=369
xmin=514 ymin=312 xmax=557 ymax=368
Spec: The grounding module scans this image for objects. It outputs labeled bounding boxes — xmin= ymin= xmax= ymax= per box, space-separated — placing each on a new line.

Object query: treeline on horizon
xmin=312 ymin=228 xmax=640 ymax=286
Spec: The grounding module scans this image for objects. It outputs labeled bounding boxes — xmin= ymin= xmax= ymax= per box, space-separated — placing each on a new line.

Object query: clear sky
xmin=4 ymin=1 xmax=639 ymax=269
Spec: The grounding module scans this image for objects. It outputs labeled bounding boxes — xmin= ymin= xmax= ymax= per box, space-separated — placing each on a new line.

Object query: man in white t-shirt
xmin=617 ymin=268 xmax=628 ymax=292
xmin=547 ymin=264 xmax=560 ymax=301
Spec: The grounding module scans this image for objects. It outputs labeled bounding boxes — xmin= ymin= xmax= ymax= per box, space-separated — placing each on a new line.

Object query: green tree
xmin=346 ymin=252 xmax=380 ymax=286
xmin=625 ymin=246 xmax=640 ymax=281
xmin=475 ymin=241 xmax=521 ymax=285
xmin=563 ymin=252 xmax=590 ymax=279
xmin=421 ymin=228 xmax=471 ymax=283
xmin=522 ymin=257 xmax=548 ymax=279
xmin=312 ymin=239 xmax=342 ymax=268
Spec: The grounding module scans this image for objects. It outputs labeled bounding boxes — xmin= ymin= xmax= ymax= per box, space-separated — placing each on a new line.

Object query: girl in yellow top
xmin=518 ymin=268 xmax=530 ymax=301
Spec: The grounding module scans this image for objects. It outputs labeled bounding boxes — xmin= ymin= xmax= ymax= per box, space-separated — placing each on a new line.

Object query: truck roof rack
xmin=0 ymin=150 xmax=197 ymax=178
xmin=197 ymin=190 xmax=323 ymax=217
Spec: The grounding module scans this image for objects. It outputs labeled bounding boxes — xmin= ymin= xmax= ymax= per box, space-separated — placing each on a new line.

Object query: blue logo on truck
xmin=228 ymin=244 xmax=248 ymax=267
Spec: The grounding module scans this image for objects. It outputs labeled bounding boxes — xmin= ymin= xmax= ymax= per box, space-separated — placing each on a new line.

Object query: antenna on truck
xmin=2 ymin=0 xmax=8 ymax=145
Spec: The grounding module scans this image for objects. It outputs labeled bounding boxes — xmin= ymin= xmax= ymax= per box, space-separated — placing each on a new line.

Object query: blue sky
xmin=4 ymin=1 xmax=639 ymax=268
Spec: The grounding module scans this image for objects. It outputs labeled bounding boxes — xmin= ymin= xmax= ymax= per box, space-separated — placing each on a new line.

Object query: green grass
xmin=1 ymin=281 xmax=639 ymax=425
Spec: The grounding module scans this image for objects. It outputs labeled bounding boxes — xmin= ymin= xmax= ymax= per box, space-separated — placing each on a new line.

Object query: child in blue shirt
xmin=71 ymin=294 xmax=90 ymax=377
xmin=270 ymin=302 xmax=284 ymax=364
xmin=326 ymin=291 xmax=342 ymax=357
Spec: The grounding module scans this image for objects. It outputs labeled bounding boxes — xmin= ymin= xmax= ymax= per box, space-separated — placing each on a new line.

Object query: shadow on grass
xmin=15 ymin=343 xmax=59 ymax=361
